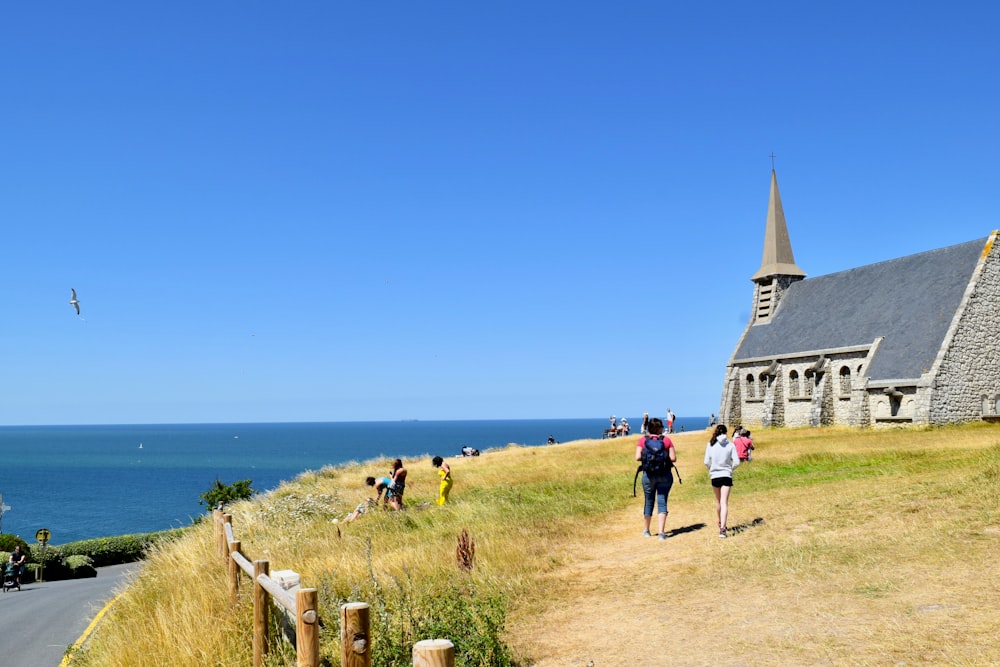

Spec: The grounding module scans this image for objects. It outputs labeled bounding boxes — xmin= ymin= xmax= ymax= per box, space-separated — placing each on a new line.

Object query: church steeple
xmin=750 ymin=168 xmax=806 ymax=323
xmin=751 ymin=169 xmax=806 ymax=282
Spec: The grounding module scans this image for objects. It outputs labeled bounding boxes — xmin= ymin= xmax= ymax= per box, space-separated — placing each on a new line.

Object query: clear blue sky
xmin=2 ymin=3 xmax=998 ymax=425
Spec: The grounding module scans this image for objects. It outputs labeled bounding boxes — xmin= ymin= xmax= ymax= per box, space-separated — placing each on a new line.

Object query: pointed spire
xmin=751 ymin=169 xmax=806 ymax=282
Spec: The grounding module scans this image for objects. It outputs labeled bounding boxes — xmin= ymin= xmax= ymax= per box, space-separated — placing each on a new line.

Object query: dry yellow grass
xmin=76 ymin=424 xmax=1000 ymax=666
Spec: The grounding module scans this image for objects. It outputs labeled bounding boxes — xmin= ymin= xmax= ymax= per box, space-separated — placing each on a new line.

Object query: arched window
xmin=759 ymin=373 xmax=769 ymax=391
xmin=804 ymin=374 xmax=813 ymax=397
xmin=789 ymin=370 xmax=800 ymax=397
xmin=746 ymin=374 xmax=755 ymax=399
xmin=839 ymin=366 xmax=851 ymax=394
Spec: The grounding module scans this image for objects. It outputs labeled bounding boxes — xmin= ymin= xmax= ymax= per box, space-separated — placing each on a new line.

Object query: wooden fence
xmin=213 ymin=509 xmax=455 ymax=667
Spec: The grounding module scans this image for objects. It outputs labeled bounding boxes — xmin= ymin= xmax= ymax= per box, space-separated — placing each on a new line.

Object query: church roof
xmin=734 ymin=236 xmax=989 ymax=381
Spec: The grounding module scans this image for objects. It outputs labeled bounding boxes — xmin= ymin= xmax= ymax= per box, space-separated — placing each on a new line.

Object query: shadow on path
xmin=669 ymin=522 xmax=707 ymax=536
xmin=729 ymin=517 xmax=766 ymax=535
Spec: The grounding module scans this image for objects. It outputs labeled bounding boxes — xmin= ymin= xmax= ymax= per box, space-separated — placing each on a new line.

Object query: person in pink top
xmin=733 ymin=427 xmax=754 ymax=462
xmin=635 ymin=417 xmax=677 ymax=541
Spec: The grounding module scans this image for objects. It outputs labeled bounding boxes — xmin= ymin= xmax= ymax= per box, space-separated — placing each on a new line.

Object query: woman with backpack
xmin=704 ymin=424 xmax=740 ymax=538
xmin=635 ymin=417 xmax=677 ymax=541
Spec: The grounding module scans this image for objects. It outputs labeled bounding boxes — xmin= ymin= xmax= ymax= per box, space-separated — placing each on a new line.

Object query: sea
xmin=0 ymin=416 xmax=710 ymax=545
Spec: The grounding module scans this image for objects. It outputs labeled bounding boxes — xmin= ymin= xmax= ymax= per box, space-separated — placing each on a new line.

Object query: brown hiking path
xmin=513 ymin=500 xmax=745 ymax=667
xmin=510 ymin=429 xmax=751 ymax=667
xmin=508 ymin=427 xmax=1000 ymax=667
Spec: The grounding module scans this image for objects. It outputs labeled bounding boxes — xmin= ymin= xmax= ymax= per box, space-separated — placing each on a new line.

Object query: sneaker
xmin=658 ymin=532 xmax=669 ymax=541
xmin=718 ymin=529 xmax=727 ymax=539
xmin=642 ymin=530 xmax=651 ymax=537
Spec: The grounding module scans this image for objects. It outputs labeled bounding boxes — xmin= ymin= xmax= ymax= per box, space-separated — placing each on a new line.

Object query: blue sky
xmin=2 ymin=2 xmax=998 ymax=425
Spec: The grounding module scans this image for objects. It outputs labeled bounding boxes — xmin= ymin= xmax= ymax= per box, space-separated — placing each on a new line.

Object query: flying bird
xmin=69 ymin=288 xmax=81 ymax=316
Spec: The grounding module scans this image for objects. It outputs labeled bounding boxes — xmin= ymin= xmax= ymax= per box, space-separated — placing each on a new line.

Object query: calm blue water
xmin=0 ymin=417 xmax=709 ymax=544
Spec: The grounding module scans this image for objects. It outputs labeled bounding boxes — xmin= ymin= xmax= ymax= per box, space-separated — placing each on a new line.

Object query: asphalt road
xmin=0 ymin=563 xmax=142 ymax=666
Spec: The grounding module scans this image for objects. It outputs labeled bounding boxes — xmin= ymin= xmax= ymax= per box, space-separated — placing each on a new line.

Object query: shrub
xmin=65 ymin=554 xmax=98 ymax=578
xmin=199 ymin=478 xmax=255 ymax=509
xmin=0 ymin=534 xmax=29 ymax=555
xmin=54 ymin=528 xmax=187 ymax=567
xmin=19 ymin=528 xmax=187 ymax=580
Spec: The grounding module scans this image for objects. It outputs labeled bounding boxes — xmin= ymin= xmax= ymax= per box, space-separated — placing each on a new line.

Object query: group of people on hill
xmin=635 ymin=419 xmax=754 ymax=541
xmin=343 ymin=455 xmax=454 ymax=524
xmin=607 ymin=415 xmax=630 ymax=437
xmin=639 ymin=409 xmax=677 ymax=435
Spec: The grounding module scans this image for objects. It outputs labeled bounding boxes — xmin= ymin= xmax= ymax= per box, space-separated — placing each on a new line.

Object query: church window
xmin=839 ymin=366 xmax=851 ymax=394
xmin=759 ymin=373 xmax=769 ymax=391
xmin=746 ymin=374 xmax=755 ymax=399
xmin=804 ymin=375 xmax=813 ymax=397
xmin=789 ymin=370 xmax=800 ymax=397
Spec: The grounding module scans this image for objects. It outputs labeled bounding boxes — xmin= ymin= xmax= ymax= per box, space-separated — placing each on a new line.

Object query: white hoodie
xmin=704 ymin=433 xmax=740 ymax=479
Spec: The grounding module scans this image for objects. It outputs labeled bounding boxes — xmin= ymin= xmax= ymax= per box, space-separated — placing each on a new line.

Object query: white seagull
xmin=69 ymin=288 xmax=81 ymax=315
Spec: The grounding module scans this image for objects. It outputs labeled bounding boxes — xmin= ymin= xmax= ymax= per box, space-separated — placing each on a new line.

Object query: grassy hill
xmin=73 ymin=423 xmax=1000 ymax=666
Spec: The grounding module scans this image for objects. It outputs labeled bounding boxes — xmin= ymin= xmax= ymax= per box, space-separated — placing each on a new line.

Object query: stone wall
xmin=928 ymin=234 xmax=1000 ymax=423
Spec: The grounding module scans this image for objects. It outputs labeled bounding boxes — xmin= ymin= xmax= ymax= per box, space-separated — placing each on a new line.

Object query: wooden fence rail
xmin=213 ymin=509 xmax=454 ymax=667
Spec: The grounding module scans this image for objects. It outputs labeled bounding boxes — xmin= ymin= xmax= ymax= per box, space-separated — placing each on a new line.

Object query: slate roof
xmin=734 ymin=237 xmax=988 ymax=381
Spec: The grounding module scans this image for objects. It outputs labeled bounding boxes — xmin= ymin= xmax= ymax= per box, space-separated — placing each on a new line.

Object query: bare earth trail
xmin=512 ymin=430 xmax=770 ymax=666
xmin=513 ymin=499 xmax=729 ymax=667
xmin=510 ymin=428 xmax=1000 ymax=666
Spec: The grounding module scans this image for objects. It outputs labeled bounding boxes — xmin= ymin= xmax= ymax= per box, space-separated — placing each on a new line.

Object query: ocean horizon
xmin=0 ymin=416 xmax=711 ymax=544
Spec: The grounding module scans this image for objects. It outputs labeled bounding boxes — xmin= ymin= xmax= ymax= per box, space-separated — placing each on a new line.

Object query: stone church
xmin=719 ymin=170 xmax=1000 ymax=427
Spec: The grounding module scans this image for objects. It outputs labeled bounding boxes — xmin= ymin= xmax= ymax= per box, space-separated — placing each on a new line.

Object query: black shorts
xmin=711 ymin=477 xmax=733 ymax=488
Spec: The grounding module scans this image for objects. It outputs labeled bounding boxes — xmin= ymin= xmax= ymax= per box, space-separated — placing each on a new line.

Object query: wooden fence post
xmin=412 ymin=639 xmax=454 ymax=667
xmin=213 ymin=509 xmax=221 ymax=558
xmin=222 ymin=514 xmax=233 ymax=564
xmin=340 ymin=602 xmax=371 ymax=667
xmin=228 ymin=540 xmax=241 ymax=604
xmin=296 ymin=588 xmax=320 ymax=667
xmin=253 ymin=559 xmax=270 ymax=667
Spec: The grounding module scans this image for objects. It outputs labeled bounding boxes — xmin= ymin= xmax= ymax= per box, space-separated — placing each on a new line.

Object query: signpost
xmin=36 ymin=528 xmax=51 ymax=582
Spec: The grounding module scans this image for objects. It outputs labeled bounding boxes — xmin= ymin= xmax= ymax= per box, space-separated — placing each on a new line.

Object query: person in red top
xmin=635 ymin=417 xmax=677 ymax=541
xmin=733 ymin=427 xmax=754 ymax=462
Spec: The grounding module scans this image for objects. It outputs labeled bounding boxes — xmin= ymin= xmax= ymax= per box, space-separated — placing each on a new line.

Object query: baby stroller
xmin=3 ymin=561 xmax=20 ymax=592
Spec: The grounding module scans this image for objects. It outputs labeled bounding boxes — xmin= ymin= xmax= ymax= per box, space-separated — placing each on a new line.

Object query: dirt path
xmin=510 ymin=494 xmax=731 ymax=666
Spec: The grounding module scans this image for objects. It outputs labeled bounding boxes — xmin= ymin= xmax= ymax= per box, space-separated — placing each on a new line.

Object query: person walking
xmin=11 ymin=544 xmax=27 ymax=586
xmin=704 ymin=424 xmax=740 ymax=538
xmin=666 ymin=409 xmax=676 ymax=434
xmin=733 ymin=427 xmax=754 ymax=462
xmin=432 ymin=456 xmax=453 ymax=505
xmin=635 ymin=417 xmax=677 ymax=541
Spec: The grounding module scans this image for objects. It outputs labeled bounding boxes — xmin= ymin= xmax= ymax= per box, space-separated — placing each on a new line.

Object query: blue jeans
xmin=642 ymin=472 xmax=673 ymax=517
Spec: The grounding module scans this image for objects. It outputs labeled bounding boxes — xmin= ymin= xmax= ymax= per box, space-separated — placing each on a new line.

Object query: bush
xmin=53 ymin=528 xmax=187 ymax=567
xmin=18 ymin=528 xmax=187 ymax=580
xmin=65 ymin=554 xmax=97 ymax=578
xmin=0 ymin=534 xmax=29 ymax=556
xmin=199 ymin=477 xmax=255 ymax=509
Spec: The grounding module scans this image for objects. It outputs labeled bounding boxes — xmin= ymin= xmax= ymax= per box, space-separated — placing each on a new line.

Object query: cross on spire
xmin=769 ymin=152 xmax=776 ymax=170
